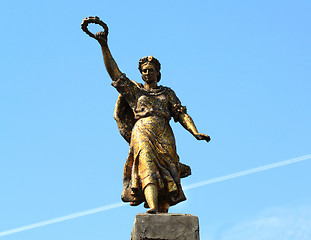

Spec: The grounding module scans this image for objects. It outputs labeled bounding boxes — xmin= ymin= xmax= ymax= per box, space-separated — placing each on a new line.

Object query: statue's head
xmin=138 ymin=56 xmax=161 ymax=82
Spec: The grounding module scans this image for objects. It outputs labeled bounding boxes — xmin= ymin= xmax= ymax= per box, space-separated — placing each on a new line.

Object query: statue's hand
xmin=94 ymin=31 xmax=108 ymax=46
xmin=194 ymin=133 xmax=211 ymax=142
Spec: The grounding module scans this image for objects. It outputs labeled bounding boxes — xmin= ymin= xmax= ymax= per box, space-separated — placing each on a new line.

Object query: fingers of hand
xmin=203 ymin=135 xmax=211 ymax=142
xmin=95 ymin=31 xmax=105 ymax=37
xmin=196 ymin=133 xmax=211 ymax=142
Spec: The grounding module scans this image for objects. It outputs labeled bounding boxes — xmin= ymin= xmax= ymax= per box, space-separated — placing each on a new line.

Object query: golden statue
xmin=82 ymin=17 xmax=210 ymax=214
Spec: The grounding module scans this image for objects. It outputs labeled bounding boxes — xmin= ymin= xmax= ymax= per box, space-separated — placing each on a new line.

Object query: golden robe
xmin=112 ymin=76 xmax=189 ymax=207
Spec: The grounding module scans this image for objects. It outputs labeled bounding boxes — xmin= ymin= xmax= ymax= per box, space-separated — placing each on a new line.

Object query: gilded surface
xmin=81 ymin=17 xmax=210 ymax=213
xmin=112 ymin=76 xmax=187 ymax=207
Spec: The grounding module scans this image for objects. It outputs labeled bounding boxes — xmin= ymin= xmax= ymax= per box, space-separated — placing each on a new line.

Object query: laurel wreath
xmin=81 ymin=16 xmax=108 ymax=39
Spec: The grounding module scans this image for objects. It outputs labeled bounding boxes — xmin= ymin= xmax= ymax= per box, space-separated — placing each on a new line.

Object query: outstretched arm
xmin=178 ymin=113 xmax=211 ymax=142
xmin=94 ymin=31 xmax=123 ymax=81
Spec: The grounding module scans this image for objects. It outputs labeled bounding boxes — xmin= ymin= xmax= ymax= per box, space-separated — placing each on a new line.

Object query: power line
xmin=0 ymin=154 xmax=310 ymax=237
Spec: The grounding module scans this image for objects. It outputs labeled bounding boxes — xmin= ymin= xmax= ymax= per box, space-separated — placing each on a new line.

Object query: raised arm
xmin=81 ymin=17 xmax=123 ymax=81
xmin=94 ymin=31 xmax=123 ymax=81
xmin=178 ymin=113 xmax=211 ymax=142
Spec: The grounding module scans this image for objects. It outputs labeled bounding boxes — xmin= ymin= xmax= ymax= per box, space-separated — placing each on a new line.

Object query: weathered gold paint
xmin=81 ymin=17 xmax=210 ymax=213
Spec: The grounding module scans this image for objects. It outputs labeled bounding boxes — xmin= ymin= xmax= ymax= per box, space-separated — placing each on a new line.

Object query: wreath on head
xmin=138 ymin=56 xmax=162 ymax=82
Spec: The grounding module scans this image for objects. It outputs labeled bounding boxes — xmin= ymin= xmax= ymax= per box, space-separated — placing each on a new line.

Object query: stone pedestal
xmin=131 ymin=213 xmax=199 ymax=240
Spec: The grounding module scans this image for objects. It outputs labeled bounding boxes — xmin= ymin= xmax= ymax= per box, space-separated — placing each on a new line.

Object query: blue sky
xmin=1 ymin=0 xmax=311 ymax=239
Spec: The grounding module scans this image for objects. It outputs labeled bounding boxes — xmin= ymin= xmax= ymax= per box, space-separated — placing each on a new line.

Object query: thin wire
xmin=0 ymin=154 xmax=310 ymax=237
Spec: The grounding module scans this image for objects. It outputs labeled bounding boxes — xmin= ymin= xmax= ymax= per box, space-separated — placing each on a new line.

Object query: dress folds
xmin=112 ymin=75 xmax=188 ymax=207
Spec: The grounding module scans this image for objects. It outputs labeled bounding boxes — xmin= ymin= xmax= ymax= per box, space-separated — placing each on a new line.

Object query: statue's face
xmin=141 ymin=63 xmax=158 ymax=84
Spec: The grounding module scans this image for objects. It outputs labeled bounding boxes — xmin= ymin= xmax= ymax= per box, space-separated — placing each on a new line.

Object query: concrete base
xmin=131 ymin=213 xmax=199 ymax=240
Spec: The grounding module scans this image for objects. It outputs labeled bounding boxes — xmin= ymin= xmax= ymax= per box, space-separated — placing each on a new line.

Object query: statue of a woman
xmin=82 ymin=17 xmax=210 ymax=213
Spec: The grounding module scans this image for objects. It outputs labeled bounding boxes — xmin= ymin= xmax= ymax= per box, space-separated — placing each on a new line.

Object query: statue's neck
xmin=144 ymin=82 xmax=158 ymax=90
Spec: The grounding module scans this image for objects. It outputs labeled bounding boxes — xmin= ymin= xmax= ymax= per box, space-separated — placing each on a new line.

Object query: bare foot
xmin=146 ymin=208 xmax=158 ymax=214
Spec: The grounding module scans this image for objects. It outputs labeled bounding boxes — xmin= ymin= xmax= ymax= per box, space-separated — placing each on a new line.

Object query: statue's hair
xmin=138 ymin=56 xmax=161 ymax=82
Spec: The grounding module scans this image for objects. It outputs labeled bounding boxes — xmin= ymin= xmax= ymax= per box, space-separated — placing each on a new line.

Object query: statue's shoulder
xmin=160 ymin=86 xmax=178 ymax=97
xmin=131 ymin=79 xmax=142 ymax=88
xmin=159 ymin=85 xmax=174 ymax=93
